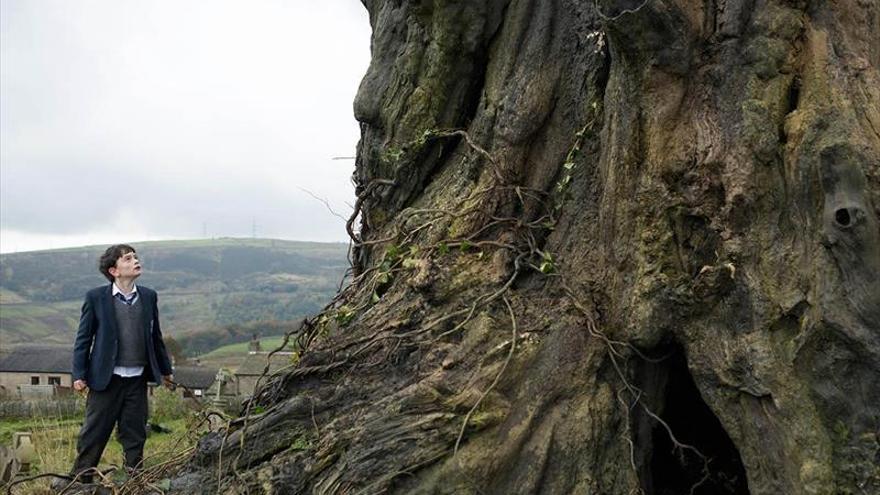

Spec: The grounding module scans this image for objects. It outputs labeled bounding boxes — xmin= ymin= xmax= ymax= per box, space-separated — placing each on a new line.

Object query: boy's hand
xmin=163 ymin=375 xmax=175 ymax=390
xmin=73 ymin=379 xmax=88 ymax=392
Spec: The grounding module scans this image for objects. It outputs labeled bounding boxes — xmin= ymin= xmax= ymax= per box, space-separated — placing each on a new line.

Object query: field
xmin=195 ymin=335 xmax=295 ymax=370
xmin=200 ymin=336 xmax=293 ymax=359
xmin=2 ymin=389 xmax=208 ymax=494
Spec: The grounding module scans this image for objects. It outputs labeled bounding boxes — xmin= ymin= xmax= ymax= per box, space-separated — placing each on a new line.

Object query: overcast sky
xmin=0 ymin=0 xmax=371 ymax=253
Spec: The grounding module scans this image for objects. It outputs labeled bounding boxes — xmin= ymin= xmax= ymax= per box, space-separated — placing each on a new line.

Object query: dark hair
xmin=99 ymin=244 xmax=136 ymax=282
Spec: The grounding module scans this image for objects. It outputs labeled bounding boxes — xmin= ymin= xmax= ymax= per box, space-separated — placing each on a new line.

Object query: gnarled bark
xmin=176 ymin=1 xmax=880 ymax=493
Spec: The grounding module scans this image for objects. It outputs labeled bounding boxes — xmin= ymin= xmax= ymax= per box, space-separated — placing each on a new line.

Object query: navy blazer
xmin=72 ymin=285 xmax=173 ymax=392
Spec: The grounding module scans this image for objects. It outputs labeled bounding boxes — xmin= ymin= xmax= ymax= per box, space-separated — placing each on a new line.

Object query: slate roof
xmin=235 ymin=353 xmax=294 ymax=376
xmin=0 ymin=345 xmax=72 ymax=374
xmin=172 ymin=365 xmax=218 ymax=389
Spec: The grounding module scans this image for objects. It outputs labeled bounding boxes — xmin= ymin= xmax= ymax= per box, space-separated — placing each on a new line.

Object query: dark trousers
xmin=72 ymin=375 xmax=148 ymax=481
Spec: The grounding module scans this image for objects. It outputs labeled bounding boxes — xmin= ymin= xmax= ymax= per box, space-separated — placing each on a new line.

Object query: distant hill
xmin=0 ymin=238 xmax=349 ymax=353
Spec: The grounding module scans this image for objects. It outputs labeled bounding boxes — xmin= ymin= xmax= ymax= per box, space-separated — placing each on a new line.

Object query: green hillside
xmin=194 ymin=336 xmax=296 ymax=370
xmin=0 ymin=238 xmax=349 ymax=353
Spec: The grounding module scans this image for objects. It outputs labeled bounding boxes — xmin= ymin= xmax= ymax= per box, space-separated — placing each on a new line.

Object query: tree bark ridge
xmin=175 ymin=1 xmax=880 ymax=493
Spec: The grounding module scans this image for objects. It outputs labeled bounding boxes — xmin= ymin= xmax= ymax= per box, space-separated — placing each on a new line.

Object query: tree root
xmin=453 ymin=295 xmax=518 ymax=455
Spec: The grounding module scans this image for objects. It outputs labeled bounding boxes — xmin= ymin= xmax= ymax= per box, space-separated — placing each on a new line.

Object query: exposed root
xmin=562 ymin=283 xmax=711 ymax=494
xmin=453 ymin=295 xmax=518 ymax=456
xmin=594 ymin=0 xmax=650 ymax=21
xmin=423 ymin=129 xmax=503 ymax=180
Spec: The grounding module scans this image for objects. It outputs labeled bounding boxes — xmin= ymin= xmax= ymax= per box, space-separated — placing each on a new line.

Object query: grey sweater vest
xmin=114 ymin=297 xmax=148 ymax=367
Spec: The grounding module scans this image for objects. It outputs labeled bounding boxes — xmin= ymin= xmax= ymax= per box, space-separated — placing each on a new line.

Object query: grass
xmin=195 ymin=335 xmax=297 ymax=370
xmin=0 ymin=288 xmax=29 ymax=304
xmin=199 ymin=336 xmax=293 ymax=359
xmin=0 ymin=417 xmax=81 ymax=445
xmin=0 ymin=306 xmax=78 ymax=346
xmin=8 ymin=417 xmax=197 ymax=494
xmin=3 ymin=391 xmax=207 ymax=495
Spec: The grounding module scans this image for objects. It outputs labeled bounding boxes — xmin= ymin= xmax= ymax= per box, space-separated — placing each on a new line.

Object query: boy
xmin=67 ymin=244 xmax=173 ymax=483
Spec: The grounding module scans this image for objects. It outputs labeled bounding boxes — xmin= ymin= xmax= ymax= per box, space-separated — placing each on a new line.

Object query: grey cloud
xmin=1 ymin=0 xmax=369 ymax=250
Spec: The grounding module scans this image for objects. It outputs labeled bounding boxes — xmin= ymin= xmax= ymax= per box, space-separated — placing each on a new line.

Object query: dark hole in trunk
xmin=834 ymin=208 xmax=851 ymax=227
xmin=786 ymin=76 xmax=800 ymax=115
xmin=635 ymin=344 xmax=751 ymax=495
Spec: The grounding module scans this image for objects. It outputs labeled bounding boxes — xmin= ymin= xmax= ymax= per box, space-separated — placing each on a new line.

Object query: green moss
xmin=741 ymin=99 xmax=781 ymax=164
xmin=743 ymin=36 xmax=789 ymax=79
xmin=831 ymin=420 xmax=850 ymax=443
xmin=755 ymin=3 xmax=804 ymax=41
xmin=335 ymin=305 xmax=357 ymax=326
xmin=467 ymin=408 xmax=505 ymax=430
xmin=380 ymin=146 xmax=404 ymax=166
xmin=289 ymin=435 xmax=312 ymax=451
xmin=440 ymin=259 xmax=488 ymax=299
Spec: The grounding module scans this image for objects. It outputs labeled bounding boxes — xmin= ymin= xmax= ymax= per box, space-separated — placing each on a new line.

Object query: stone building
xmin=234 ymin=352 xmax=294 ymax=397
xmin=171 ymin=365 xmax=218 ymax=398
xmin=0 ymin=345 xmax=72 ymax=397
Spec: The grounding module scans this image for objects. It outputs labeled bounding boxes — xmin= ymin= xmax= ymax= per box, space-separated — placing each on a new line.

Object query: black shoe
xmin=52 ymin=472 xmax=93 ymax=492
xmin=50 ymin=476 xmax=77 ymax=493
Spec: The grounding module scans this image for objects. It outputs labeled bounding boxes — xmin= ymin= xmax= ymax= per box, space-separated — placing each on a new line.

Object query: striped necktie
xmin=115 ymin=292 xmax=138 ymax=305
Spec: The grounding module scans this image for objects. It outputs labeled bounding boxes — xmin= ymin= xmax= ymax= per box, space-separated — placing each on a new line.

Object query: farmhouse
xmin=172 ymin=365 xmax=218 ymax=398
xmin=0 ymin=345 xmax=72 ymax=398
xmin=234 ymin=352 xmax=294 ymax=397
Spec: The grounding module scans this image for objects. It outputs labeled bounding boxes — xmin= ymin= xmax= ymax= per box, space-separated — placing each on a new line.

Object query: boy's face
xmin=108 ymin=250 xmax=142 ymax=281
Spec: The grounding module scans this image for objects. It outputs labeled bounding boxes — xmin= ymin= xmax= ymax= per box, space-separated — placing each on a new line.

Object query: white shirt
xmin=111 ymin=283 xmax=144 ymax=377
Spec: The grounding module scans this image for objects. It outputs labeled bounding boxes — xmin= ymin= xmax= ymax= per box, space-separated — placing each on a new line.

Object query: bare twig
xmin=298 ymin=187 xmax=349 ymax=222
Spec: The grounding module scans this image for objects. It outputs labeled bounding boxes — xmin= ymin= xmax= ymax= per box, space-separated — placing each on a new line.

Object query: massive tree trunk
xmin=179 ymin=1 xmax=880 ymax=493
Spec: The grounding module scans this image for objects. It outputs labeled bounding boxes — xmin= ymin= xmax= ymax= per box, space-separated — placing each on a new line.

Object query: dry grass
xmin=4 ymin=395 xmax=207 ymax=495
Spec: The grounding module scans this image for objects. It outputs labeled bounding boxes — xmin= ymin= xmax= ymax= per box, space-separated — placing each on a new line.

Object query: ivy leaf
xmin=385 ymin=244 xmax=401 ymax=260
xmin=335 ymin=306 xmax=356 ymax=326
xmin=539 ymin=251 xmax=555 ymax=273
